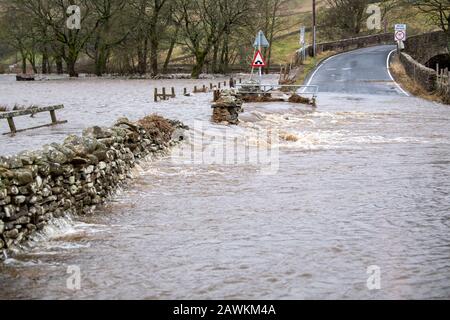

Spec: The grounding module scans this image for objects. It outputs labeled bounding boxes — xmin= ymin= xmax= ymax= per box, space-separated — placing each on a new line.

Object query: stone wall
xmin=399 ymin=52 xmax=437 ymax=91
xmin=211 ymin=90 xmax=243 ymax=125
xmin=0 ymin=115 xmax=187 ymax=253
xmin=404 ymin=31 xmax=449 ymax=64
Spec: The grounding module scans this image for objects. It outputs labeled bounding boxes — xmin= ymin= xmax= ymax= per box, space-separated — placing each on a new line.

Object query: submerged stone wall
xmin=211 ymin=90 xmax=243 ymax=125
xmin=0 ymin=115 xmax=187 ymax=252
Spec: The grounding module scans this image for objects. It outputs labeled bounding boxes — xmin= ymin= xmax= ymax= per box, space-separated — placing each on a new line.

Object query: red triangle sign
xmin=251 ymin=50 xmax=266 ymax=67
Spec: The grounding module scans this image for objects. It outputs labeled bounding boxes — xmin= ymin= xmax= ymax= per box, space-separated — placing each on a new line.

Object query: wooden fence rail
xmin=0 ymin=104 xmax=67 ymax=135
xmin=153 ymin=78 xmax=240 ymax=102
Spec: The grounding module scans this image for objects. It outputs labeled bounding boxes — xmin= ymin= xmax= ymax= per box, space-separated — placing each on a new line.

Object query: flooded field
xmin=0 ymin=75 xmax=233 ymax=155
xmin=0 ymin=76 xmax=449 ymax=299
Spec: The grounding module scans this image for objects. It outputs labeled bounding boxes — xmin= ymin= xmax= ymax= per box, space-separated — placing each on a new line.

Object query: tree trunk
xmin=21 ymin=54 xmax=27 ymax=74
xmin=47 ymin=58 xmax=52 ymax=74
xmin=163 ymin=26 xmax=179 ymax=73
xmin=149 ymin=37 xmax=159 ymax=77
xmin=137 ymin=38 xmax=148 ymax=75
xmin=28 ymin=54 xmax=38 ymax=74
xmin=42 ymin=48 xmax=49 ymax=74
xmin=266 ymin=4 xmax=277 ymax=75
xmin=192 ymin=51 xmax=207 ymax=79
xmin=66 ymin=60 xmax=77 ymax=77
xmin=55 ymin=56 xmax=63 ymax=74
xmin=220 ymin=32 xmax=230 ymax=74
xmin=65 ymin=49 xmax=79 ymax=77
xmin=31 ymin=63 xmax=38 ymax=74
xmin=95 ymin=46 xmax=109 ymax=76
xmin=212 ymin=43 xmax=219 ymax=73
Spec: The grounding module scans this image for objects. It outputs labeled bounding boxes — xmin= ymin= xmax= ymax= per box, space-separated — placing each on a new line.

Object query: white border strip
xmin=305 ymin=54 xmax=339 ymax=86
xmin=305 ymin=47 xmax=410 ymax=97
xmin=387 ymin=49 xmax=410 ymax=97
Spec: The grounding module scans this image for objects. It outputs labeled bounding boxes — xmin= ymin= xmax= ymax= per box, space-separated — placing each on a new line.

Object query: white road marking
xmin=386 ymin=49 xmax=410 ymax=97
xmin=305 ymin=54 xmax=339 ymax=86
xmin=304 ymin=47 xmax=410 ymax=97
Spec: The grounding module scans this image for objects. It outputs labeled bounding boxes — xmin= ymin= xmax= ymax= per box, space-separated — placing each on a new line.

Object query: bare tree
xmin=0 ymin=0 xmax=290 ymax=77
xmin=12 ymin=0 xmax=109 ymax=77
xmin=127 ymin=0 xmax=173 ymax=76
xmin=85 ymin=0 xmax=129 ymax=76
xmin=405 ymin=0 xmax=449 ymax=33
xmin=320 ymin=0 xmax=371 ymax=39
xmin=0 ymin=2 xmax=39 ymax=73
xmin=175 ymin=0 xmax=250 ymax=78
xmin=257 ymin=0 xmax=288 ymax=73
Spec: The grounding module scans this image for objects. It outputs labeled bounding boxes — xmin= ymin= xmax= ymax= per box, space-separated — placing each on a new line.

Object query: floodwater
xmin=0 ymin=74 xmax=233 ymax=155
xmin=1 ymin=75 xmax=450 ymax=299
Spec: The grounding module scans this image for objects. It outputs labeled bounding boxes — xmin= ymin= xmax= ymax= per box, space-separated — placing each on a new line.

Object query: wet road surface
xmin=305 ymin=45 xmax=407 ymax=96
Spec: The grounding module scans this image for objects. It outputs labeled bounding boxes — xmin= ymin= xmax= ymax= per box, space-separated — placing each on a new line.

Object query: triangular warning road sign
xmin=251 ymin=50 xmax=266 ymax=67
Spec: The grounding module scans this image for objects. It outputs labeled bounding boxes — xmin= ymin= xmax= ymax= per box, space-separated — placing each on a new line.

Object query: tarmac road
xmin=305 ymin=45 xmax=409 ymax=96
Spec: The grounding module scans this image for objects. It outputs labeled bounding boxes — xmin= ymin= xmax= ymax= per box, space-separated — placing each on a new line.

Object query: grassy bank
xmin=389 ymin=55 xmax=443 ymax=103
xmin=295 ymin=50 xmax=336 ymax=84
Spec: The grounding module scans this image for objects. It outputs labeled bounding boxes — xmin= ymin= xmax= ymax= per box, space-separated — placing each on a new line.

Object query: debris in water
xmin=288 ymin=94 xmax=313 ymax=105
xmin=280 ymin=132 xmax=299 ymax=142
xmin=241 ymin=94 xmax=284 ymax=103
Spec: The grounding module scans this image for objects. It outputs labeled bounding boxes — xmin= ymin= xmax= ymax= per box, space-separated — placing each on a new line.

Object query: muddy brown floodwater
xmin=0 ymin=75 xmax=449 ymax=299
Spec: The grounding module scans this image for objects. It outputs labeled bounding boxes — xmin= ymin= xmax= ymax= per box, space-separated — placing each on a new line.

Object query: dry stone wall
xmin=0 ymin=115 xmax=187 ymax=254
xmin=399 ymin=52 xmax=437 ymax=91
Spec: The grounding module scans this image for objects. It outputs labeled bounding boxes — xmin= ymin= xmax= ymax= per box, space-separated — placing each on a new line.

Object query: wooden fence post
xmin=162 ymin=87 xmax=166 ymax=100
xmin=50 ymin=110 xmax=58 ymax=124
xmin=447 ymin=70 xmax=450 ymax=97
xmin=171 ymin=87 xmax=175 ymax=98
xmin=154 ymin=88 xmax=158 ymax=102
xmin=213 ymin=90 xmax=220 ymax=102
xmin=7 ymin=117 xmax=16 ymax=134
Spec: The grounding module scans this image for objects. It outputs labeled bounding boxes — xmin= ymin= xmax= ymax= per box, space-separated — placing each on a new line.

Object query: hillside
xmin=0 ymin=1 xmax=441 ymax=71
xmin=270 ymin=0 xmax=441 ymax=64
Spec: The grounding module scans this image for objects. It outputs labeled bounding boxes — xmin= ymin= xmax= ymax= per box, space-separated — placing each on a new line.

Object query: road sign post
xmin=312 ymin=0 xmax=316 ymax=57
xmin=394 ymin=24 xmax=406 ymax=41
xmin=251 ymin=30 xmax=270 ymax=83
xmin=300 ymin=26 xmax=306 ymax=61
xmin=394 ymin=24 xmax=407 ymax=53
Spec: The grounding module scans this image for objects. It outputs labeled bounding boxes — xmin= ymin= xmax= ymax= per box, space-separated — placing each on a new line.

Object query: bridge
xmin=297 ymin=31 xmax=449 ymax=101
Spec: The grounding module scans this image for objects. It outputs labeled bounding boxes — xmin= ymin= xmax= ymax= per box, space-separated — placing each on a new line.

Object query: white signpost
xmin=394 ymin=24 xmax=407 ymax=42
xmin=251 ymin=30 xmax=270 ymax=82
xmin=299 ymin=27 xmax=305 ymax=45
xmin=299 ymin=26 xmax=306 ymax=61
xmin=394 ymin=24 xmax=406 ymax=53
